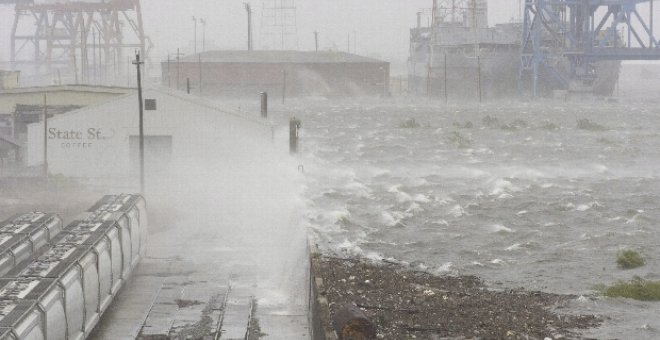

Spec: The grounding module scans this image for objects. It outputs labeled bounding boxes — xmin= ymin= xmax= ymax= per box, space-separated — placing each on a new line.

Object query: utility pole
xmin=166 ymin=54 xmax=171 ymax=88
xmin=176 ymin=48 xmax=184 ymax=91
xmin=43 ymin=95 xmax=48 ymax=179
xmin=245 ymin=3 xmax=253 ymax=51
xmin=92 ymin=29 xmax=97 ymax=84
xmin=477 ymin=55 xmax=482 ymax=103
xmin=199 ymin=54 xmax=203 ymax=95
xmin=200 ymin=18 xmax=207 ymax=52
xmin=132 ymin=51 xmax=145 ymax=194
xmin=444 ymin=53 xmax=448 ymax=104
xmin=427 ymin=0 xmax=437 ymax=97
xmin=282 ymin=69 xmax=287 ymax=103
xmin=314 ymin=31 xmax=319 ymax=52
xmin=193 ymin=16 xmax=198 ymax=54
xmin=261 ymin=92 xmax=268 ymax=118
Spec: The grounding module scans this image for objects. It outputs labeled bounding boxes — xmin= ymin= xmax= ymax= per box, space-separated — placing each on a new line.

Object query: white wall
xmin=27 ymin=89 xmax=272 ymax=178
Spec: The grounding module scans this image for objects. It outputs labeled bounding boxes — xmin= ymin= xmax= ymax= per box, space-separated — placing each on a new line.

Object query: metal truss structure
xmin=434 ymin=0 xmax=488 ymax=27
xmin=260 ymin=0 xmax=298 ymax=50
xmin=10 ymin=0 xmax=150 ymax=84
xmin=519 ymin=0 xmax=660 ymax=97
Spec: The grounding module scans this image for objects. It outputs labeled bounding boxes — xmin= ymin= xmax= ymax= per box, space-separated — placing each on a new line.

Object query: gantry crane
xmin=519 ymin=0 xmax=660 ymax=97
xmin=6 ymin=0 xmax=150 ymax=84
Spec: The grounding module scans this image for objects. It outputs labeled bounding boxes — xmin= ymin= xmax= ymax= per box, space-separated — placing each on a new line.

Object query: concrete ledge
xmin=308 ymin=240 xmax=338 ymax=340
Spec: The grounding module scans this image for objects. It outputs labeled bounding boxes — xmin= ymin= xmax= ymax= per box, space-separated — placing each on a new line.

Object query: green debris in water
xmin=399 ymin=118 xmax=421 ymax=129
xmin=616 ymin=250 xmax=646 ymax=269
xmin=600 ymin=277 xmax=660 ymax=301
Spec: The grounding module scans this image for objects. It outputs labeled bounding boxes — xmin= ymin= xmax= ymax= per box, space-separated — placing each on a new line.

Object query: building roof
xmin=15 ymin=104 xmax=83 ymax=117
xmin=36 ymin=86 xmax=271 ymax=128
xmin=177 ymin=50 xmax=387 ymax=64
xmin=0 ymin=84 xmax=133 ymax=96
xmin=0 ymin=135 xmax=20 ymax=150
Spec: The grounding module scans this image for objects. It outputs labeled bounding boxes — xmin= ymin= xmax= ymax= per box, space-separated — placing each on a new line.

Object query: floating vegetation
xmin=447 ymin=131 xmax=473 ymax=148
xmin=616 ymin=250 xmax=646 ymax=269
xmin=453 ymin=121 xmax=474 ymax=129
xmin=399 ymin=118 xmax=421 ymax=129
xmin=337 ymin=215 xmax=351 ymax=226
xmin=599 ymin=277 xmax=660 ymax=301
xmin=577 ymin=118 xmax=608 ymax=131
xmin=501 ymin=119 xmax=529 ymax=130
xmin=596 ymin=137 xmax=618 ymax=145
xmin=539 ymin=120 xmax=560 ymax=131
xmin=482 ymin=115 xmax=499 ymax=128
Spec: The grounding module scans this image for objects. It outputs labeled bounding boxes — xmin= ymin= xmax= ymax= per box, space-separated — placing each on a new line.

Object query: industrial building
xmin=0 ymin=85 xmax=132 ymax=174
xmin=0 ymin=85 xmax=131 ymax=115
xmin=0 ymin=71 xmax=20 ymax=90
xmin=26 ymin=88 xmax=272 ymax=178
xmin=162 ymin=50 xmax=390 ymax=98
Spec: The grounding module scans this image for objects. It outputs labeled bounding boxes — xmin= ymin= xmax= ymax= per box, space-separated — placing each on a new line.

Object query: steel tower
xmin=519 ymin=0 xmax=660 ymax=97
xmin=10 ymin=0 xmax=150 ymax=84
xmin=260 ymin=0 xmax=298 ymax=50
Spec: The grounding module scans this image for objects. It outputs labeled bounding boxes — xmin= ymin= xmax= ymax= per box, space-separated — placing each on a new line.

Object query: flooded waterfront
xmin=291 ymin=98 xmax=660 ymax=339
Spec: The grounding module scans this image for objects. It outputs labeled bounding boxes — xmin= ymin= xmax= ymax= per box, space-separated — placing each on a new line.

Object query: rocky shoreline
xmin=312 ymin=254 xmax=601 ymax=340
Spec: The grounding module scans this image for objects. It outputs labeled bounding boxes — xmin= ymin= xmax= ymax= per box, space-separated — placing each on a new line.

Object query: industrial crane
xmin=519 ymin=0 xmax=660 ymax=97
xmin=2 ymin=0 xmax=149 ymax=85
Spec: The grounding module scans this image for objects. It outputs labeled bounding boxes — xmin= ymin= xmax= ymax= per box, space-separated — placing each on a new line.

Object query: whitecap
xmin=336 ymin=239 xmax=364 ymax=256
xmin=365 ymin=252 xmax=384 ymax=261
xmin=344 ymin=181 xmax=372 ymax=198
xmin=448 ymin=205 xmax=466 ymax=218
xmin=435 ymin=262 xmax=453 ymax=273
xmin=498 ymin=193 xmax=514 ymax=199
xmin=489 ymin=178 xmax=518 ymax=196
xmin=506 ymin=243 xmax=521 ymax=251
xmin=491 ymin=224 xmax=514 ymax=233
xmin=575 ymin=204 xmax=591 ymax=212
xmin=387 ymin=184 xmax=402 ymax=193
xmin=413 ymin=194 xmax=432 ymax=203
xmin=397 ymin=191 xmax=413 ymax=203
xmin=435 ymin=197 xmax=454 ymax=205
xmin=490 ymin=259 xmax=505 ymax=264
xmin=409 ymin=178 xmax=429 ymax=187
xmin=593 ymin=164 xmax=609 ymax=173
xmin=516 ymin=210 xmax=528 ymax=216
xmin=576 ymin=295 xmax=589 ymax=303
xmin=406 ymin=202 xmax=423 ymax=213
xmin=380 ymin=212 xmax=398 ymax=227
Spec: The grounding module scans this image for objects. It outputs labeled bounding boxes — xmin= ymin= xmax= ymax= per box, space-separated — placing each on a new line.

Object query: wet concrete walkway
xmin=88 ymin=118 xmax=308 ymax=339
xmin=90 ymin=228 xmax=310 ymax=339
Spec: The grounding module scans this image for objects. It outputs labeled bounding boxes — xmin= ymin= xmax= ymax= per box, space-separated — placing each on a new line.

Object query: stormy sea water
xmin=288 ymin=98 xmax=660 ymax=339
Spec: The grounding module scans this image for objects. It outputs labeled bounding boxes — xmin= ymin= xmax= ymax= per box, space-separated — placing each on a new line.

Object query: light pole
xmin=132 ymin=51 xmax=145 ymax=194
xmin=43 ymin=95 xmax=48 ymax=179
xmin=200 ymin=18 xmax=206 ymax=52
xmin=244 ymin=3 xmax=253 ymax=51
xmin=192 ymin=16 xmax=198 ymax=54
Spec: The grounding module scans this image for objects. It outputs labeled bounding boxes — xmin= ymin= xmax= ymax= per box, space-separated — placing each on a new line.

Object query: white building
xmin=27 ymin=88 xmax=272 ymax=179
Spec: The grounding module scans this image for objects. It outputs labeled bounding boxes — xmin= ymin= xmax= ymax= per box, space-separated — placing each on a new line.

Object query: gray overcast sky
xmin=0 ymin=0 xmax=521 ymax=63
xmin=0 ymin=1 xmax=655 ymax=65
xmin=139 ymin=0 xmax=521 ymax=61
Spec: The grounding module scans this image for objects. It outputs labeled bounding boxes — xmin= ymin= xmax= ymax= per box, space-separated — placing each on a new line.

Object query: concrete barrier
xmin=308 ymin=239 xmax=339 ymax=340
